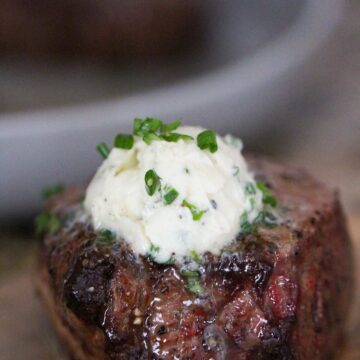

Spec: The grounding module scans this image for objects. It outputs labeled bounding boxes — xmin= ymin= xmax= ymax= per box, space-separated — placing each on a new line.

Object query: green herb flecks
xmin=163 ymin=186 xmax=179 ymax=205
xmin=240 ymin=210 xmax=277 ymax=236
xmin=145 ymin=169 xmax=161 ymax=196
xmin=160 ymin=119 xmax=181 ymax=134
xmin=142 ymin=132 xmax=162 ymax=145
xmin=134 ymin=117 xmax=162 ymax=137
xmin=190 ymin=250 xmax=202 ymax=264
xmin=114 ymin=134 xmax=134 ymax=150
xmin=256 ymin=181 xmax=277 ymax=208
xmin=96 ymin=229 xmax=116 ymax=245
xmin=96 ymin=142 xmax=110 ymax=159
xmin=133 ymin=118 xmax=143 ymax=135
xmin=254 ymin=210 xmax=278 ymax=228
xmin=164 ymin=256 xmax=176 ymax=265
xmin=147 ymin=243 xmax=160 ymax=261
xmin=149 ymin=243 xmax=160 ymax=253
xmin=181 ymin=271 xmax=204 ymax=296
xmin=245 ymin=182 xmax=256 ymax=196
xmin=133 ymin=118 xmax=193 ymax=145
xmin=182 ymin=200 xmax=205 ymax=221
xmin=35 ymin=212 xmax=61 ymax=236
xmin=144 ymin=171 xmax=179 ymax=202
xmin=161 ymin=133 xmax=193 ymax=143
xmin=239 ymin=211 xmax=254 ymax=236
xmin=42 ymin=183 xmax=64 ymax=199
xmin=197 ymin=130 xmax=218 ymax=153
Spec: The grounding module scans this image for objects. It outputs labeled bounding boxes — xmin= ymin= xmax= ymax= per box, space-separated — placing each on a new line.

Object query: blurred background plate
xmin=0 ymin=0 xmax=343 ymax=218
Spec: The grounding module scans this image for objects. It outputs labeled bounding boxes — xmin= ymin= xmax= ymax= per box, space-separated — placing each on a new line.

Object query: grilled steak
xmin=36 ymin=157 xmax=353 ymax=359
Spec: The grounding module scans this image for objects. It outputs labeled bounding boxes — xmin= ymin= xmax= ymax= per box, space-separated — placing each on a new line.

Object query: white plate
xmin=0 ymin=0 xmax=343 ymax=218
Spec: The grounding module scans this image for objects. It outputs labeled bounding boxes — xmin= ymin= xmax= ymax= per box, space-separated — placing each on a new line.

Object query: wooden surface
xmin=0 ymin=216 xmax=359 ymax=360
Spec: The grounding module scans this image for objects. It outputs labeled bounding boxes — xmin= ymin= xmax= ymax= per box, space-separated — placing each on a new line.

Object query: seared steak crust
xmin=37 ymin=157 xmax=353 ymax=359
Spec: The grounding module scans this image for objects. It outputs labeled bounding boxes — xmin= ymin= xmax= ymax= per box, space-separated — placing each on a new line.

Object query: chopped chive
xmin=164 ymin=256 xmax=176 ymax=265
xmin=197 ymin=130 xmax=218 ymax=153
xmin=239 ymin=210 xmax=278 ymax=237
xmin=182 ymin=200 xmax=205 ymax=221
xmin=160 ymin=119 xmax=182 ymax=134
xmin=133 ymin=118 xmax=143 ymax=134
xmin=146 ymin=243 xmax=160 ymax=261
xmin=114 ymin=134 xmax=134 ymax=150
xmin=256 ymin=181 xmax=277 ymax=207
xmin=142 ymin=117 xmax=162 ymax=133
xmin=143 ymin=132 xmax=162 ymax=145
xmin=190 ymin=250 xmax=202 ymax=264
xmin=163 ymin=187 xmax=179 ymax=205
xmin=134 ymin=117 xmax=162 ymax=136
xmin=149 ymin=243 xmax=160 ymax=253
xmin=245 ymin=182 xmax=256 ymax=195
xmin=161 ymin=133 xmax=193 ymax=143
xmin=240 ymin=221 xmax=254 ymax=236
xmin=97 ymin=142 xmax=110 ymax=159
xmin=239 ymin=211 xmax=254 ymax=236
xmin=181 ymin=271 xmax=204 ymax=296
xmin=42 ymin=183 xmax=64 ymax=199
xmin=35 ymin=212 xmax=61 ymax=236
xmin=132 ymin=117 xmax=194 ymax=145
xmin=145 ymin=169 xmax=161 ymax=196
xmin=254 ymin=211 xmax=278 ymax=228
xmin=96 ymin=229 xmax=116 ymax=245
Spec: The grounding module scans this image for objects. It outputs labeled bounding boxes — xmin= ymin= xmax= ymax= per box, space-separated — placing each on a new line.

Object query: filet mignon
xmin=36 ymin=157 xmax=353 ymax=359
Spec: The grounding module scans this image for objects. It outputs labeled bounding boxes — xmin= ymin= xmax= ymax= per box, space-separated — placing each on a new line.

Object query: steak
xmin=36 ymin=157 xmax=354 ymax=359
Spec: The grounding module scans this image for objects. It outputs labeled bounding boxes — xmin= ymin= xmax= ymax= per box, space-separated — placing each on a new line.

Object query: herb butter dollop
xmin=84 ymin=126 xmax=263 ymax=263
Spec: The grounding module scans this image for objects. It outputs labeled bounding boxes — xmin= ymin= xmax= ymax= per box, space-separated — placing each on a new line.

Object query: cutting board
xmin=0 ymin=217 xmax=359 ymax=360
